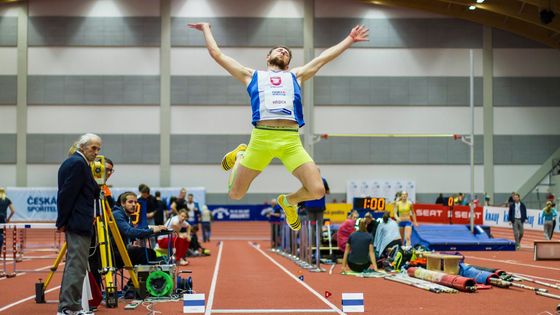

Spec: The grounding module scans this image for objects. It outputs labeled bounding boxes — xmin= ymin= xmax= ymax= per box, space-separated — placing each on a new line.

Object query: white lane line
xmin=205 ymin=241 xmax=224 ymax=315
xmin=464 ymin=256 xmax=560 ymax=271
xmin=212 ymin=309 xmax=337 ymax=313
xmin=249 ymin=242 xmax=345 ymax=315
xmin=0 ymin=285 xmax=61 ymax=312
xmin=0 ymin=263 xmax=62 ymax=281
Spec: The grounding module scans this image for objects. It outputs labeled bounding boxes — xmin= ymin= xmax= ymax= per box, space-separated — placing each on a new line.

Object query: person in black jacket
xmin=56 ymin=133 xmax=102 ymax=315
xmin=508 ymin=193 xmax=527 ymax=250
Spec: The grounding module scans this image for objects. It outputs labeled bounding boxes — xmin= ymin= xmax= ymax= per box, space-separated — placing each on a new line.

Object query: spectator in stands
xmin=170 ymin=188 xmax=187 ymax=217
xmin=374 ymin=212 xmax=402 ymax=258
xmin=506 ymin=192 xmax=516 ymax=206
xmin=341 ymin=219 xmax=378 ymax=273
xmin=0 ymin=187 xmax=16 ymax=249
xmin=455 ymin=193 xmax=466 ymax=206
xmin=337 ymin=210 xmax=359 ymax=252
xmin=186 ymin=193 xmax=201 ymax=228
xmin=508 ymin=193 xmax=527 ymax=249
xmin=188 ymin=225 xmax=208 ymax=256
xmin=435 ymin=193 xmax=445 ymax=205
xmin=363 ymin=212 xmax=378 ymax=243
xmin=158 ymin=208 xmax=191 ymax=266
xmin=137 ymin=184 xmax=157 ymax=230
xmin=200 ymin=205 xmax=212 ymax=242
xmin=363 ymin=212 xmax=374 ymax=233
xmin=395 ymin=191 xmax=417 ymax=247
xmin=484 ymin=193 xmax=491 ymax=206
xmin=542 ymin=201 xmax=557 ymax=240
xmin=153 ymin=191 xmax=166 ymax=226
xmin=112 ymin=192 xmax=166 ymax=266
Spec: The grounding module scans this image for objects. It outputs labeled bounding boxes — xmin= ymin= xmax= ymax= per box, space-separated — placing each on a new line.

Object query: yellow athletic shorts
xmin=240 ymin=127 xmax=314 ymax=173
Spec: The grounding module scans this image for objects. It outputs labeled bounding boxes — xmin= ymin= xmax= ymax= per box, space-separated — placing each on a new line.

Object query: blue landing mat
xmin=411 ymin=225 xmax=516 ymax=251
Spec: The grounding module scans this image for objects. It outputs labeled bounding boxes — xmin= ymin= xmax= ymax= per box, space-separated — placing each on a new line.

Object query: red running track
xmin=0 ymin=222 xmax=558 ymax=314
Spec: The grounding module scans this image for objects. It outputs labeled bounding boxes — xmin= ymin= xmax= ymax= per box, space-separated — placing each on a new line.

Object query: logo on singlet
xmin=269 ymin=108 xmax=292 ymax=115
xmin=270 ymin=76 xmax=282 ymax=86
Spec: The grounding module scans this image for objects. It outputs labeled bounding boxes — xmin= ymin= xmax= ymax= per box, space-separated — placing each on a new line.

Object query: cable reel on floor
xmin=146 ymin=270 xmax=174 ymax=297
xmin=177 ymin=275 xmax=193 ymax=294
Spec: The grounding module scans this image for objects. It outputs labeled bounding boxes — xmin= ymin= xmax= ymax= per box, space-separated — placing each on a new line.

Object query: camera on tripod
xmin=90 ymin=155 xmax=107 ymax=186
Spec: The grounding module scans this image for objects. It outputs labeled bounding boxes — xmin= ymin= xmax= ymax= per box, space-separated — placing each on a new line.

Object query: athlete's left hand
xmin=349 ymin=25 xmax=369 ymax=42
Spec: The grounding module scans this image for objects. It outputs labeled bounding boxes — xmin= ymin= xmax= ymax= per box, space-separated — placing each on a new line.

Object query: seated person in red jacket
xmin=157 ymin=208 xmax=191 ymax=266
xmin=337 ymin=210 xmax=359 ymax=252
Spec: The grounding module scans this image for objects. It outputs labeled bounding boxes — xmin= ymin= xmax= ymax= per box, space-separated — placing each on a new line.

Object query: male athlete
xmin=189 ymin=22 xmax=368 ymax=231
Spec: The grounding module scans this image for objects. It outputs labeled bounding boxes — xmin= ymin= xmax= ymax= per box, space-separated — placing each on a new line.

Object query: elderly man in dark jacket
xmin=56 ymin=133 xmax=101 ymax=315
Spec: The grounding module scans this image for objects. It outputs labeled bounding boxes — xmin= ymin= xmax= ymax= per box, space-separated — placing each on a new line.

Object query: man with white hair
xmin=56 ymin=133 xmax=102 ymax=315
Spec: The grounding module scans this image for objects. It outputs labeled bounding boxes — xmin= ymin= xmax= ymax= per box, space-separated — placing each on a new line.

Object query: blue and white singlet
xmin=246 ymin=70 xmax=304 ymax=127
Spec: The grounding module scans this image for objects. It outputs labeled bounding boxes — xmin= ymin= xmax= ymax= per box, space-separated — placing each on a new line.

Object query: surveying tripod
xmin=36 ymin=190 xmax=140 ymax=308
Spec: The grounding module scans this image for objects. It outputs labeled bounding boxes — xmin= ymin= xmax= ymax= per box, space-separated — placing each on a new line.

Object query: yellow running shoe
xmin=278 ymin=194 xmax=301 ymax=231
xmin=221 ymin=143 xmax=247 ymax=171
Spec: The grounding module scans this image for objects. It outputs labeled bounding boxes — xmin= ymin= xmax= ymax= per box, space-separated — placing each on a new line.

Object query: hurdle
xmin=273 ymin=217 xmax=324 ymax=271
xmin=0 ymin=223 xmax=62 ymax=276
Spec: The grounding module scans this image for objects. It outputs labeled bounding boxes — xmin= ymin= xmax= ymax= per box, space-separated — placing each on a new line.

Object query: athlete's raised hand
xmin=348 ymin=24 xmax=369 ymax=42
xmin=187 ymin=22 xmax=210 ymax=31
xmin=187 ymin=21 xmax=254 ymax=85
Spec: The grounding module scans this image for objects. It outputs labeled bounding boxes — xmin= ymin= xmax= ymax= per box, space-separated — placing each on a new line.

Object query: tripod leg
xmin=103 ymin=199 xmax=140 ymax=290
xmin=37 ymin=241 xmax=67 ymax=303
xmin=96 ymin=216 xmax=118 ymax=308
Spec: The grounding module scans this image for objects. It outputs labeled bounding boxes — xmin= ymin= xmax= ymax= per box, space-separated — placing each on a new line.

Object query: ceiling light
xmin=468 ymin=5 xmax=476 ymax=10
xmin=476 ymin=0 xmax=484 ymax=3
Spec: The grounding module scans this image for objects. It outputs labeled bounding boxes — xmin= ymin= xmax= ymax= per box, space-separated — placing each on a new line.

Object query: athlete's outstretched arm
xmin=292 ymin=25 xmax=368 ymax=82
xmin=188 ymin=22 xmax=254 ymax=85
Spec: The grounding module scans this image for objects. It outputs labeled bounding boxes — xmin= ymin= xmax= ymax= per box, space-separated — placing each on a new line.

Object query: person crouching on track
xmin=394 ymin=191 xmax=418 ymax=247
xmin=341 ymin=219 xmax=378 ymax=273
xmin=112 ymin=192 xmax=167 ymax=266
xmin=157 ymin=208 xmax=191 ymax=266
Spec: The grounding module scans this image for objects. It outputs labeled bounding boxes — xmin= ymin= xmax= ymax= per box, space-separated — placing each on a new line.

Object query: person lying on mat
xmin=394 ymin=191 xmax=418 ymax=247
xmin=374 ymin=212 xmax=402 ymax=258
xmin=157 ymin=208 xmax=191 ymax=266
xmin=341 ymin=219 xmax=378 ymax=273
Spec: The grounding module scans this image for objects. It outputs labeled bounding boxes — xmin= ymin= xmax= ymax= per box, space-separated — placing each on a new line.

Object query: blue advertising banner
xmin=483 ymin=206 xmax=560 ymax=232
xmin=208 ymin=205 xmax=273 ymax=221
xmin=6 ymin=188 xmax=58 ymax=221
xmin=4 ymin=187 xmax=206 ymax=222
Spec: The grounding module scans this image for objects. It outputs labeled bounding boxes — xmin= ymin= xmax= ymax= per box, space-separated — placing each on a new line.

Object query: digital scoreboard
xmin=353 ymin=197 xmax=386 ymax=211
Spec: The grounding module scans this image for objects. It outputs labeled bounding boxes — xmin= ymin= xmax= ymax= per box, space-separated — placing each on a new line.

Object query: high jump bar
xmin=317 ymin=133 xmax=458 ymax=138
